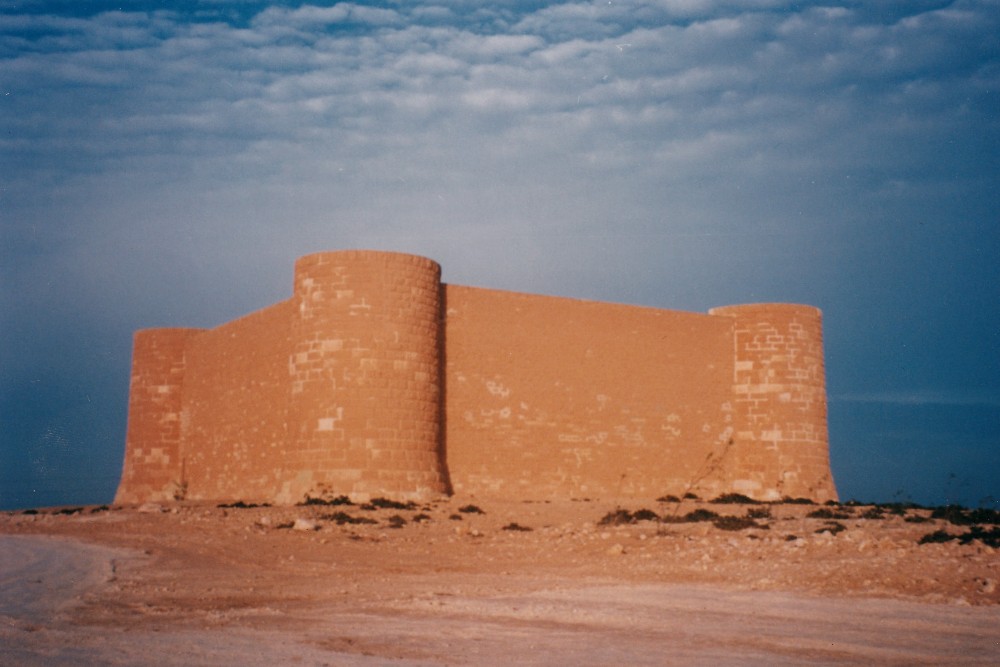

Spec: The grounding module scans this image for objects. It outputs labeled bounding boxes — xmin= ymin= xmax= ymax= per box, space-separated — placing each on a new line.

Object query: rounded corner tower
xmin=116 ymin=250 xmax=839 ymax=508
xmin=709 ymin=303 xmax=837 ymax=503
xmin=282 ymin=250 xmax=449 ymax=503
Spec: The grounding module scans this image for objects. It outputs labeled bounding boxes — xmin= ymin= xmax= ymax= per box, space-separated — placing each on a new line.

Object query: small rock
xmin=256 ymin=516 xmax=272 ymax=527
xmin=137 ymin=503 xmax=165 ymax=513
xmin=607 ymin=543 xmax=625 ymax=556
xmin=292 ymin=518 xmax=318 ymax=531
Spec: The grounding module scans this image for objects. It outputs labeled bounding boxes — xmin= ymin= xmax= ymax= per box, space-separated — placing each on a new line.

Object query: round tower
xmin=115 ymin=327 xmax=205 ymax=504
xmin=708 ymin=303 xmax=837 ymax=502
xmin=281 ymin=250 xmax=448 ymax=503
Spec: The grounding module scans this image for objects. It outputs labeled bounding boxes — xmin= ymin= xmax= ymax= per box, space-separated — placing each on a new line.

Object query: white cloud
xmin=458 ymin=33 xmax=544 ymax=57
xmin=1 ymin=0 xmax=996 ymax=294
xmin=251 ymin=3 xmax=403 ymax=29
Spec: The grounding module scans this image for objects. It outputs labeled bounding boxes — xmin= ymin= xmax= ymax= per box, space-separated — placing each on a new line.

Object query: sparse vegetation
xmin=631 ymin=508 xmax=659 ymax=522
xmin=598 ymin=508 xmax=663 ymax=526
xmin=53 ymin=507 xmax=84 ymax=515
xmin=300 ymin=495 xmax=353 ymax=507
xmin=956 ymin=526 xmax=1000 ymax=547
xmin=218 ymin=500 xmax=271 ymax=509
xmin=918 ymin=526 xmax=1000 ymax=548
xmin=682 ymin=508 xmax=720 ymax=523
xmin=711 ymin=493 xmax=759 ymax=504
xmin=458 ymin=504 xmax=484 ymax=514
xmin=918 ymin=529 xmax=956 ymax=545
xmin=782 ymin=497 xmax=816 ymax=505
xmin=321 ymin=512 xmax=377 ymax=525
xmin=807 ymin=508 xmax=851 ymax=520
xmin=502 ymin=522 xmax=533 ymax=531
xmin=713 ymin=515 xmax=768 ymax=531
xmin=914 ymin=506 xmax=1000 ymax=547
xmin=930 ymin=505 xmax=1000 ymax=526
xmin=598 ymin=509 xmax=640 ymax=526
xmin=369 ymin=498 xmax=418 ymax=510
xmin=12 ymin=491 xmax=1000 ymax=639
xmin=602 ymin=505 xmax=776 ymax=532
xmin=815 ymin=521 xmax=846 ymax=536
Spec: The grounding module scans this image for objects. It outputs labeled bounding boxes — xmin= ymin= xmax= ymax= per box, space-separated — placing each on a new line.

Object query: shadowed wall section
xmin=116 ymin=250 xmax=837 ymax=504
xmin=116 ymin=328 xmax=204 ymax=504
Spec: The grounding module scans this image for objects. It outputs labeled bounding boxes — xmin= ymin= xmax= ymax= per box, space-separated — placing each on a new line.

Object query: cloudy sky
xmin=2 ymin=0 xmax=997 ymax=510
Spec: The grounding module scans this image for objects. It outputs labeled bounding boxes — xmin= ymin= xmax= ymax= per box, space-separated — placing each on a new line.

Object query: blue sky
xmin=2 ymin=0 xmax=997 ymax=510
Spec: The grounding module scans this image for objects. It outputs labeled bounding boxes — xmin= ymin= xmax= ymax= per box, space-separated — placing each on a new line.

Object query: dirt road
xmin=2 ymin=497 xmax=998 ymax=665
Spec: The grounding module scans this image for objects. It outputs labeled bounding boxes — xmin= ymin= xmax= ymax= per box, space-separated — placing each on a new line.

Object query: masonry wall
xmin=116 ymin=327 xmax=204 ymax=504
xmin=180 ymin=299 xmax=295 ymax=502
xmin=442 ymin=285 xmax=737 ymax=499
xmin=281 ymin=251 xmax=448 ymax=503
xmin=710 ymin=304 xmax=836 ymax=502
xmin=116 ymin=250 xmax=837 ymax=505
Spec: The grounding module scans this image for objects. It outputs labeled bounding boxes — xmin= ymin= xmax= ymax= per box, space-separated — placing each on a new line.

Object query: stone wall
xmin=117 ymin=328 xmax=204 ymax=503
xmin=710 ymin=304 xmax=836 ymax=502
xmin=282 ymin=251 xmax=447 ymax=503
xmin=181 ymin=299 xmax=295 ymax=502
xmin=116 ymin=250 xmax=837 ymax=505
xmin=442 ymin=285 xmax=736 ymax=499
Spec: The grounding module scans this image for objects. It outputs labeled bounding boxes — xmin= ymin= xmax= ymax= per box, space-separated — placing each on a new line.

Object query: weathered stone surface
xmin=116 ymin=250 xmax=836 ymax=506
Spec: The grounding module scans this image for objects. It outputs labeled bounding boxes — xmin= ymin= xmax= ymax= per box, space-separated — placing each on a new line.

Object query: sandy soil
xmin=2 ymin=496 xmax=998 ymax=665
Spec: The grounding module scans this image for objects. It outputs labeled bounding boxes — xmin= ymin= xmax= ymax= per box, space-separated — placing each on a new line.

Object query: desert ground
xmin=2 ymin=495 xmax=999 ymax=665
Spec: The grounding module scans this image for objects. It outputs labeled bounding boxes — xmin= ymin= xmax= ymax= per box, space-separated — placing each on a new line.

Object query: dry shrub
xmin=710 ymin=493 xmax=759 ymax=505
xmin=502 ymin=522 xmax=533 ymax=532
xmin=713 ymin=515 xmax=768 ymax=531
xmin=321 ymin=512 xmax=377 ymax=525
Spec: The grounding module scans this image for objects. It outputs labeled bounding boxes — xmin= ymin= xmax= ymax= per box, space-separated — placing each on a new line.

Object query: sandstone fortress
xmin=116 ymin=250 xmax=837 ymax=505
